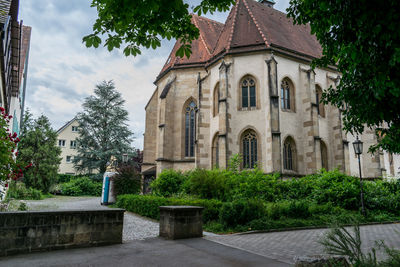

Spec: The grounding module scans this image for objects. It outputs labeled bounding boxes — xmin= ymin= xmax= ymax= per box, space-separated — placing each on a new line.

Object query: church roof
xmin=158 ymin=15 xmax=224 ymax=78
xmin=156 ymin=0 xmax=322 ymax=82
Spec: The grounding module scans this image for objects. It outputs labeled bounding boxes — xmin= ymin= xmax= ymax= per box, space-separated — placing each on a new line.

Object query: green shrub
xmin=231 ymin=170 xmax=281 ymax=202
xmin=57 ymin=174 xmax=75 ymax=183
xmin=150 ymin=169 xmax=186 ymax=197
xmin=116 ymin=194 xmax=223 ymax=222
xmin=6 ymin=181 xmax=43 ymax=200
xmin=266 ymin=200 xmax=333 ymax=220
xmin=309 ymin=169 xmax=361 ymax=210
xmin=18 ymin=202 xmax=28 ymax=211
xmin=112 ymin=165 xmax=141 ymax=196
xmin=219 ymin=199 xmax=265 ymax=227
xmin=60 ymin=177 xmax=102 ymax=196
xmin=184 ymin=169 xmax=228 ymax=200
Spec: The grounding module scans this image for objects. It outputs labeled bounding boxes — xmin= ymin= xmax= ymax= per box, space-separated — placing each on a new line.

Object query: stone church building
xmin=142 ymin=0 xmax=400 ymax=179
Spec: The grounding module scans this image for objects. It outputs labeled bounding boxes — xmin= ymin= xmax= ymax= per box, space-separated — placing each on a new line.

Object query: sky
xmin=19 ymin=0 xmax=289 ymax=149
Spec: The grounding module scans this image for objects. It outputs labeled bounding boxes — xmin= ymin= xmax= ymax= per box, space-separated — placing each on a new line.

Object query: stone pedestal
xmin=159 ymin=206 xmax=204 ymax=239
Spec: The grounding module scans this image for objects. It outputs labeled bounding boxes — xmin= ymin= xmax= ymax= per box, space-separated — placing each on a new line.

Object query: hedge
xmin=116 ymin=194 xmax=223 ymax=222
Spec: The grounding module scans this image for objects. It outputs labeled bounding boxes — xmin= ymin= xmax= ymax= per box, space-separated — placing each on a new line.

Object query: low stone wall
xmin=0 ymin=209 xmax=124 ymax=256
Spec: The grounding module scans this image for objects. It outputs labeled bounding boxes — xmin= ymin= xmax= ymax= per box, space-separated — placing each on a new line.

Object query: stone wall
xmin=0 ymin=209 xmax=124 ymax=257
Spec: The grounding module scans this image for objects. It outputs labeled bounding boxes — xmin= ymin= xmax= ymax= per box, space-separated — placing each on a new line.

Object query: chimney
xmin=258 ymin=0 xmax=275 ymax=8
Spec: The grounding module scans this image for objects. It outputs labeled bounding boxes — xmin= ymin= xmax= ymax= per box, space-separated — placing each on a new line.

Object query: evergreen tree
xmin=74 ymin=80 xmax=133 ymax=174
xmin=17 ymin=110 xmax=62 ymax=192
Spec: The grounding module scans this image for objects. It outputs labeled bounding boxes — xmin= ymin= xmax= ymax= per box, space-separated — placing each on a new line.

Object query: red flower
xmin=0 ymin=107 xmax=4 ymax=112
xmin=12 ymin=132 xmax=17 ymax=138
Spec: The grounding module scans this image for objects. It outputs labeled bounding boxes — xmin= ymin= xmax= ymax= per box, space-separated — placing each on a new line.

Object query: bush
xmin=219 ymin=199 xmax=266 ymax=227
xmin=150 ymin=169 xmax=186 ymax=197
xmin=61 ymin=177 xmax=102 ymax=196
xmin=184 ymin=169 xmax=228 ymax=200
xmin=116 ymin=194 xmax=223 ymax=222
xmin=6 ymin=181 xmax=43 ymax=200
xmin=57 ymin=174 xmax=75 ymax=183
xmin=112 ymin=165 xmax=141 ymax=196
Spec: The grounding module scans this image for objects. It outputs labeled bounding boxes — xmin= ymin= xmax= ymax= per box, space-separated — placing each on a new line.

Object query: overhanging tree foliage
xmin=74 ymin=80 xmax=133 ymax=174
xmin=287 ymin=0 xmax=400 ymax=153
xmin=17 ymin=111 xmax=62 ymax=192
xmin=83 ymin=0 xmax=234 ymax=57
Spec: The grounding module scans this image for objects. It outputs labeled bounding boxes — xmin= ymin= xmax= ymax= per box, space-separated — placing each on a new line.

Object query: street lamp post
xmin=353 ymin=136 xmax=366 ymax=216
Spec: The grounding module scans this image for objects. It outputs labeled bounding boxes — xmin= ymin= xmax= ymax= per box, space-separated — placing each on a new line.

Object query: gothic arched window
xmin=283 ymin=137 xmax=297 ymax=171
xmin=320 ymin=140 xmax=328 ymax=170
xmin=213 ymin=83 xmax=219 ymax=117
xmin=281 ymin=79 xmax=295 ymax=111
xmin=212 ymin=133 xmax=219 ymax=168
xmin=185 ymin=101 xmax=196 ymax=157
xmin=241 ymin=77 xmax=256 ymax=109
xmin=242 ymin=130 xmax=258 ymax=168
xmin=316 ymin=85 xmax=325 ymax=117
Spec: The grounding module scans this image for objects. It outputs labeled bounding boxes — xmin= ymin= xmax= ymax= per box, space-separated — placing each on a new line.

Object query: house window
xmin=321 ymin=140 xmax=328 ymax=170
xmin=283 ymin=137 xmax=296 ymax=171
xmin=213 ymin=83 xmax=220 ymax=117
xmin=70 ymin=140 xmax=77 ymax=148
xmin=241 ymin=77 xmax=256 ymax=109
xmin=185 ymin=101 xmax=196 ymax=157
xmin=72 ymin=126 xmax=78 ymax=132
xmin=316 ymin=85 xmax=325 ymax=117
xmin=66 ymin=156 xmax=72 ymax=163
xmin=58 ymin=139 xmax=66 ymax=147
xmin=242 ymin=130 xmax=258 ymax=169
xmin=281 ymin=79 xmax=295 ymax=111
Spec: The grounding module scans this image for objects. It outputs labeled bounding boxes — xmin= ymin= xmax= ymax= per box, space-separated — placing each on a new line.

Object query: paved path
xmin=0 ymin=237 xmax=289 ymax=267
xmin=205 ymin=223 xmax=400 ymax=264
xmin=24 ymin=196 xmax=159 ymax=241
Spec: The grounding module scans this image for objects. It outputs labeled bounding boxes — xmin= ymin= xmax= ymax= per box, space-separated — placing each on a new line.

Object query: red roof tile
xmin=245 ymin=0 xmax=322 ymax=58
xmin=157 ymin=0 xmax=322 ymax=81
xmin=157 ymin=15 xmax=224 ymax=79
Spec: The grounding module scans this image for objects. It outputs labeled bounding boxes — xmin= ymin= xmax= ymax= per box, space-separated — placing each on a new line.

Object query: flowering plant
xmin=0 ymin=107 xmax=28 ymax=181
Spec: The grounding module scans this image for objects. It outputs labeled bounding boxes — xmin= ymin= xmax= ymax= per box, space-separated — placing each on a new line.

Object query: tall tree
xmin=287 ymin=0 xmax=400 ymax=153
xmin=74 ymin=80 xmax=133 ymax=174
xmin=17 ymin=110 xmax=62 ymax=192
xmin=83 ymin=0 xmax=234 ymax=57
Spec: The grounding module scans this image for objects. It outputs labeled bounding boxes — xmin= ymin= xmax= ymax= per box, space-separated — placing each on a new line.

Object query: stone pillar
xmin=361 ymin=127 xmax=382 ymax=178
xmin=195 ymin=73 xmax=210 ymax=169
xmin=265 ymin=56 xmax=281 ymax=172
xmin=327 ymin=75 xmax=346 ymax=172
xmin=159 ymin=206 xmax=204 ymax=239
xmin=218 ymin=61 xmax=231 ymax=169
xmin=300 ymin=66 xmax=320 ymax=174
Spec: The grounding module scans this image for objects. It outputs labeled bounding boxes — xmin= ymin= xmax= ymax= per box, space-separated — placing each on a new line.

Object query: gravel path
xmin=24 ymin=196 xmax=159 ymax=241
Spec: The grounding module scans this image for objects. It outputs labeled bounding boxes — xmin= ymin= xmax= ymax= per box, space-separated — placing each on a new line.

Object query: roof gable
xmin=57 ymin=117 xmax=77 ymax=134
xmin=157 ymin=15 xmax=224 ymax=80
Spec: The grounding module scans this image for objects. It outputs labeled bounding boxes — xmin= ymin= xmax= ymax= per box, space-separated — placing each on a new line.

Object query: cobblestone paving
xmin=24 ymin=196 xmax=159 ymax=241
xmin=205 ymin=223 xmax=400 ymax=264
